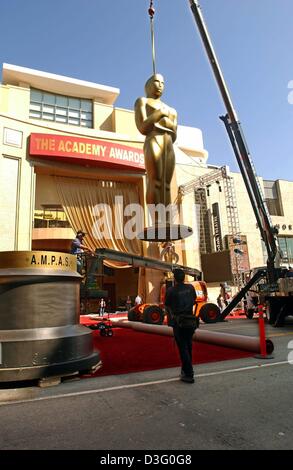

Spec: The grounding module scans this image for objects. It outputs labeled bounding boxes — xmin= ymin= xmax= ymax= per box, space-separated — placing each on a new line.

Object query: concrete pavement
xmin=0 ymin=318 xmax=292 ymax=450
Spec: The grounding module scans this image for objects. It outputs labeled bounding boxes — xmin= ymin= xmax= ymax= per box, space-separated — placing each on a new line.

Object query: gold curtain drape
xmin=54 ymin=176 xmax=143 ymax=267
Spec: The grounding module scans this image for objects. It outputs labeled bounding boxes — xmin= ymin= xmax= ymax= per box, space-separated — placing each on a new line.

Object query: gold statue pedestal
xmin=0 ymin=251 xmax=100 ymax=383
xmin=137 ymin=223 xmax=193 ymax=242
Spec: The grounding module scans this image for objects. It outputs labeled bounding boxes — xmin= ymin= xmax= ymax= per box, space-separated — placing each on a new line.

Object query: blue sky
xmin=1 ymin=0 xmax=293 ymax=181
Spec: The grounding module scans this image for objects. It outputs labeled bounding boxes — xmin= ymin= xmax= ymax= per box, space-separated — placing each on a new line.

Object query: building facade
xmin=1 ymin=64 xmax=293 ymax=307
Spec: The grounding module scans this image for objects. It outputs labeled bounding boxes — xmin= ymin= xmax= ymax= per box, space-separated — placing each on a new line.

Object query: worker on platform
xmin=70 ymin=230 xmax=94 ymax=274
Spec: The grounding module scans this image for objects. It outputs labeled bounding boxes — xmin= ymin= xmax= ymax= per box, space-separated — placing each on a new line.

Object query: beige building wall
xmin=0 ymin=111 xmax=35 ymax=250
xmin=6 ymin=84 xmax=30 ymax=118
xmin=93 ymin=101 xmax=113 ymax=131
xmin=0 ymin=67 xmax=146 ymax=252
xmin=0 ymin=85 xmax=9 ymax=112
xmin=234 ymin=175 xmax=293 ymax=268
xmin=272 ymin=179 xmax=293 ymax=236
xmin=113 ymin=108 xmax=140 ymax=137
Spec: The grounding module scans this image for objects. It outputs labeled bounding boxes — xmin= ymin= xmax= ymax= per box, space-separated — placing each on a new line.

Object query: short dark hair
xmin=76 ymin=230 xmax=86 ymax=237
xmin=173 ymin=268 xmax=185 ymax=283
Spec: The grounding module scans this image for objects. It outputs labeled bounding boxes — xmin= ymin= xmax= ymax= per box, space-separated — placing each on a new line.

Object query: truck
xmin=188 ymin=0 xmax=292 ymax=326
xmin=240 ymin=267 xmax=293 ymax=326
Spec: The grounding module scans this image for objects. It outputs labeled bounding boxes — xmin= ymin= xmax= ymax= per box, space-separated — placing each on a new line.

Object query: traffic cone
xmin=254 ymin=304 xmax=274 ymax=359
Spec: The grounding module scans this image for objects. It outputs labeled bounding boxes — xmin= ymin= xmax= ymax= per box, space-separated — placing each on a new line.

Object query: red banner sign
xmin=29 ymin=133 xmax=145 ymax=171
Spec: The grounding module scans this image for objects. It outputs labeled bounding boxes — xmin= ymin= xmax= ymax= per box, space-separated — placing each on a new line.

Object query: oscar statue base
xmin=137 ymin=223 xmax=193 ymax=242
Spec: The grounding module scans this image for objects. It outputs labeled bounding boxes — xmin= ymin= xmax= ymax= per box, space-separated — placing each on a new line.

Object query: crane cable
xmin=148 ymin=1 xmax=156 ymax=75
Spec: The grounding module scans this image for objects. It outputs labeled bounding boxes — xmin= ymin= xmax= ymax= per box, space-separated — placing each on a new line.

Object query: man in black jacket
xmin=165 ymin=268 xmax=197 ymax=383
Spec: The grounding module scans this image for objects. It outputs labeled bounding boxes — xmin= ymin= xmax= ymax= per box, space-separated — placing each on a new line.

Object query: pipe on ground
xmin=113 ymin=319 xmax=274 ymax=355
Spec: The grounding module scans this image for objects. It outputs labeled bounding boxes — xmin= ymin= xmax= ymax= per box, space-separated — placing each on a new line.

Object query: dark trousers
xmin=76 ymin=257 xmax=83 ymax=274
xmin=173 ymin=326 xmax=195 ymax=377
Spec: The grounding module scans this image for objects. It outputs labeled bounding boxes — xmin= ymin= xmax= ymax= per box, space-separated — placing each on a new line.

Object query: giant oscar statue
xmin=135 ymin=74 xmax=192 ymax=242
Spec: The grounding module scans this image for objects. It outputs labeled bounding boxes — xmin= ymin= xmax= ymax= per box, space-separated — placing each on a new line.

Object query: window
xmin=263 ymin=180 xmax=283 ymax=216
xmin=34 ymin=205 xmax=71 ymax=229
xmin=29 ymin=89 xmax=93 ymax=128
xmin=278 ymin=237 xmax=293 ymax=265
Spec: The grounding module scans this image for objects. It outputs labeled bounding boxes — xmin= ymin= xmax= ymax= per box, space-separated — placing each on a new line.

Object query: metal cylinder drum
xmin=0 ymin=251 xmax=100 ymax=382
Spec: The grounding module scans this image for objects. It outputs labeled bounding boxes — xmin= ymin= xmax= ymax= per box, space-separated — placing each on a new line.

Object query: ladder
xmin=223 ymin=174 xmax=240 ymax=236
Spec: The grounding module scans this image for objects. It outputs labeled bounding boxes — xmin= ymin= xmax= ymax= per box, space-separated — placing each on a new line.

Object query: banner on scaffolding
xmin=212 ymin=203 xmax=223 ymax=252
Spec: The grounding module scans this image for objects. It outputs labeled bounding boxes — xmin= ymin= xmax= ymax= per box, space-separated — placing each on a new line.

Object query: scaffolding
xmin=178 ymin=165 xmax=243 ymax=288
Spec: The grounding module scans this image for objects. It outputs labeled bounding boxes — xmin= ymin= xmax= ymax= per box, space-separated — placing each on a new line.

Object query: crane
xmin=188 ymin=1 xmax=291 ymax=324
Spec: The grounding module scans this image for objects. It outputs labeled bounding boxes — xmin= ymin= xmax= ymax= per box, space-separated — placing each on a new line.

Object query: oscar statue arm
xmin=162 ymin=109 xmax=177 ymax=142
xmin=134 ymin=97 xmax=169 ymax=136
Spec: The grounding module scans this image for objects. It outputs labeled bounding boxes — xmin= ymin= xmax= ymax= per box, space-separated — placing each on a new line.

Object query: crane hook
xmin=148 ymin=1 xmax=155 ymax=19
xmin=148 ymin=1 xmax=156 ymax=75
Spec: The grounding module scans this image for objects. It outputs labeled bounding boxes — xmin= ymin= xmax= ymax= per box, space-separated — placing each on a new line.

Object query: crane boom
xmin=188 ymin=0 xmax=281 ymax=282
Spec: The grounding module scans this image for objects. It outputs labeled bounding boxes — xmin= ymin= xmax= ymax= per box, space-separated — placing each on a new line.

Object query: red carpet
xmin=80 ymin=316 xmax=254 ymax=377
xmin=226 ymin=308 xmax=247 ymax=319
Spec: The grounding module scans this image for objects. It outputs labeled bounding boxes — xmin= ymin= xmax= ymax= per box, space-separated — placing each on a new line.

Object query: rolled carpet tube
xmin=114 ymin=320 xmax=274 ymax=355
